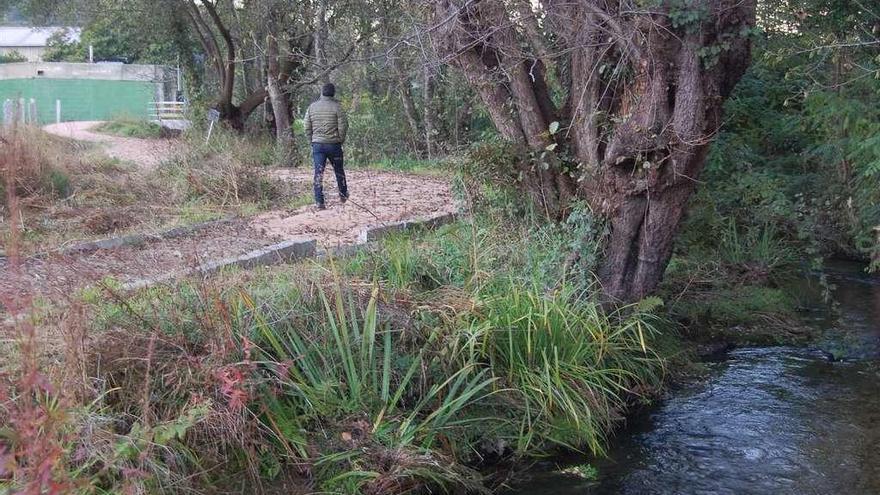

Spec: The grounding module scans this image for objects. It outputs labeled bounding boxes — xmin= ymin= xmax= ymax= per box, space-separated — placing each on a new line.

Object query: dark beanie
xmin=322 ymin=83 xmax=336 ymax=97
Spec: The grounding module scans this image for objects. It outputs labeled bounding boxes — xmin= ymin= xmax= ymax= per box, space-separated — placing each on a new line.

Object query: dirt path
xmin=42 ymin=121 xmax=176 ymax=169
xmin=0 ymin=169 xmax=456 ymax=310
xmin=253 ymin=169 xmax=456 ymax=246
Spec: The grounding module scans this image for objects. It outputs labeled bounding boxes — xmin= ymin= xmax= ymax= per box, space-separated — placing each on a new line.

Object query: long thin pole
xmin=205 ymin=120 xmax=215 ymax=145
xmin=56 ymin=99 xmax=61 ymax=124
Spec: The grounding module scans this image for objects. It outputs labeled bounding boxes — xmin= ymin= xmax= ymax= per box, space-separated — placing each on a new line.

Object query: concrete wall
xmin=0 ymin=62 xmax=179 ymax=123
xmin=0 ymin=62 xmax=166 ymax=82
xmin=0 ymin=78 xmax=156 ymax=123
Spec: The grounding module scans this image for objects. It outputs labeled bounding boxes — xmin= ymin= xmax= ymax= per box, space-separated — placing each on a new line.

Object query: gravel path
xmin=252 ymin=169 xmax=457 ymax=248
xmin=42 ymin=121 xmax=176 ymax=170
xmin=1 ymin=169 xmax=456 ymax=312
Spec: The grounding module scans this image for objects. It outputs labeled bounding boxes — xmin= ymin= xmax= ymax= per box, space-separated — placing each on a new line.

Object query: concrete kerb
xmin=122 ymin=237 xmax=316 ymax=291
xmin=0 ymin=217 xmax=236 ymax=263
xmin=348 ymin=211 xmax=460 ymax=254
xmin=121 ymin=210 xmax=461 ymax=291
xmin=59 ymin=217 xmax=237 ymax=257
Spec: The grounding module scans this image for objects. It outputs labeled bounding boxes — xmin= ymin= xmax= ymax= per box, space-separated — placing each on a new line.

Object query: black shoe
xmin=340 ymin=195 xmax=348 ymax=204
xmin=315 ymin=203 xmax=326 ymax=211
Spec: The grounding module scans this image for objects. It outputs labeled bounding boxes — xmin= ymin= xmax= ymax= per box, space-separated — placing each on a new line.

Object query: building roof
xmin=0 ymin=26 xmax=81 ymax=48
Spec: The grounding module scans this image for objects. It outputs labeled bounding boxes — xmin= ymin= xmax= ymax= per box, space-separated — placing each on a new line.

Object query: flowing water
xmin=506 ymin=261 xmax=880 ymax=495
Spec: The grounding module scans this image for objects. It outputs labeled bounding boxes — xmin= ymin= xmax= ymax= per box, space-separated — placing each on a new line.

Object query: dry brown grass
xmin=0 ymin=127 xmax=76 ymax=206
xmin=0 ymin=126 xmax=294 ymax=256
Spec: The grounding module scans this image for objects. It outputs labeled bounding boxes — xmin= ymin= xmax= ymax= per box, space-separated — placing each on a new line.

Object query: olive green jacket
xmin=304 ymin=96 xmax=348 ymax=144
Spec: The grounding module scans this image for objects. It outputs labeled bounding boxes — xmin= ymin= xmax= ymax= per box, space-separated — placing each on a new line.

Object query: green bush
xmin=0 ymin=50 xmax=27 ymax=63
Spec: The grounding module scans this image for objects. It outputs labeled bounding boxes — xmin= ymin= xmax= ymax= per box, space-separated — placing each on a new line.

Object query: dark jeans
xmin=312 ymin=142 xmax=348 ymax=205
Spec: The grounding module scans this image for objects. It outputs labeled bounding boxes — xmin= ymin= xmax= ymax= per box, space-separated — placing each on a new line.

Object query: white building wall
xmin=0 ymin=46 xmax=45 ymax=62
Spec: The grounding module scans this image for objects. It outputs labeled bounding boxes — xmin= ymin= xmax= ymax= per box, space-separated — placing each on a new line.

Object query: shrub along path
xmin=0 ymin=168 xmax=456 ymax=313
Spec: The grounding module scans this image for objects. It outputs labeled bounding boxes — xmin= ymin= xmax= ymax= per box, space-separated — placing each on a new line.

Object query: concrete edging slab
xmin=356 ymin=211 xmax=458 ymax=244
xmin=61 ymin=217 xmax=236 ymax=257
xmin=122 ymin=237 xmax=316 ymax=291
xmin=122 ymin=210 xmax=460 ymax=291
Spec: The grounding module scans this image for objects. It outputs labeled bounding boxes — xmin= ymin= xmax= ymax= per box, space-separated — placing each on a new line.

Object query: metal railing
xmin=150 ymin=101 xmax=186 ymax=121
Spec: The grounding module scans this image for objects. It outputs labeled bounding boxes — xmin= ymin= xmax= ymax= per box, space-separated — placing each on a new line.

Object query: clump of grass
xmin=0 ymin=127 xmax=72 ymax=204
xmin=461 ymin=283 xmax=664 ymax=454
xmin=661 ymin=252 xmax=804 ymax=343
xmin=717 ymin=220 xmax=798 ymax=282
xmin=160 ymin=130 xmax=285 ymax=207
xmin=252 ymin=279 xmax=496 ymax=493
xmin=93 ymin=116 xmax=164 ymax=139
xmin=673 ymin=283 xmax=795 ymax=327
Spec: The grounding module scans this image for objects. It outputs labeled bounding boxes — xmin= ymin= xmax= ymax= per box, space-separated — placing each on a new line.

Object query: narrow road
xmin=42 ymin=121 xmax=175 ymax=169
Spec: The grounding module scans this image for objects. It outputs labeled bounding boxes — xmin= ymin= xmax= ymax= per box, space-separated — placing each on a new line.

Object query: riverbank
xmin=1 ymin=133 xmax=853 ymax=493
xmin=505 ymin=260 xmax=880 ymax=494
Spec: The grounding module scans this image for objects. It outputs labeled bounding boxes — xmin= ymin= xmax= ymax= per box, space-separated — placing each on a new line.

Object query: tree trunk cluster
xmin=427 ymin=0 xmax=756 ymax=301
xmin=181 ymin=0 xmax=344 ymax=142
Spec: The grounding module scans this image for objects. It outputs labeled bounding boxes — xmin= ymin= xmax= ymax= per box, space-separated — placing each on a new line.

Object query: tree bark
xmin=423 ymin=67 xmax=438 ymax=158
xmin=428 ymin=0 xmax=756 ymax=302
xmin=315 ymin=0 xmax=331 ymax=84
xmin=399 ymin=82 xmax=424 ymax=153
xmin=266 ymin=34 xmax=293 ymax=149
xmin=454 ymin=95 xmax=473 ymax=146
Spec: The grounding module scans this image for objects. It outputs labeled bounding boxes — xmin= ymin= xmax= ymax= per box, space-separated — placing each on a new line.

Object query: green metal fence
xmin=0 ymin=78 xmax=155 ymax=124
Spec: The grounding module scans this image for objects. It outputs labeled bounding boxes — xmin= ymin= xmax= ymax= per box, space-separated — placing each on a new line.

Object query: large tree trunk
xmin=266 ymin=34 xmax=293 ymax=151
xmin=183 ymin=0 xmax=268 ymax=132
xmin=399 ymin=83 xmax=424 ymax=153
xmin=428 ymin=0 xmax=756 ymax=302
xmin=423 ymin=68 xmax=438 ymax=158
xmin=315 ymin=0 xmax=331 ymax=85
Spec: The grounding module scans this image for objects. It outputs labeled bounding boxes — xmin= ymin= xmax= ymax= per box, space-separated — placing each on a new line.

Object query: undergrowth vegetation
xmin=1 ymin=173 xmax=669 ymax=493
xmin=0 ymin=126 xmax=75 ymax=204
xmin=160 ymin=130 xmax=286 ymax=208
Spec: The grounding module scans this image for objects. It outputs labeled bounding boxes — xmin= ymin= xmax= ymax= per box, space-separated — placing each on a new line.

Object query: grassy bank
xmin=93 ymin=117 xmax=165 ymax=139
xmin=1 ymin=178 xmax=671 ymax=493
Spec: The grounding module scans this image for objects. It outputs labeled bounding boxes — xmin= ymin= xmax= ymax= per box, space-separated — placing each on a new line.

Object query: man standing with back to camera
xmin=304 ymin=82 xmax=349 ymax=210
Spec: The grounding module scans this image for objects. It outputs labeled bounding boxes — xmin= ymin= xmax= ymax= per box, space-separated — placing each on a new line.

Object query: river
xmin=506 ymin=261 xmax=880 ymax=495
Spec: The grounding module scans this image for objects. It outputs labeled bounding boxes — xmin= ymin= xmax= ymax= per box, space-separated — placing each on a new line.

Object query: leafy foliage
xmin=0 ymin=50 xmax=26 ymax=63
